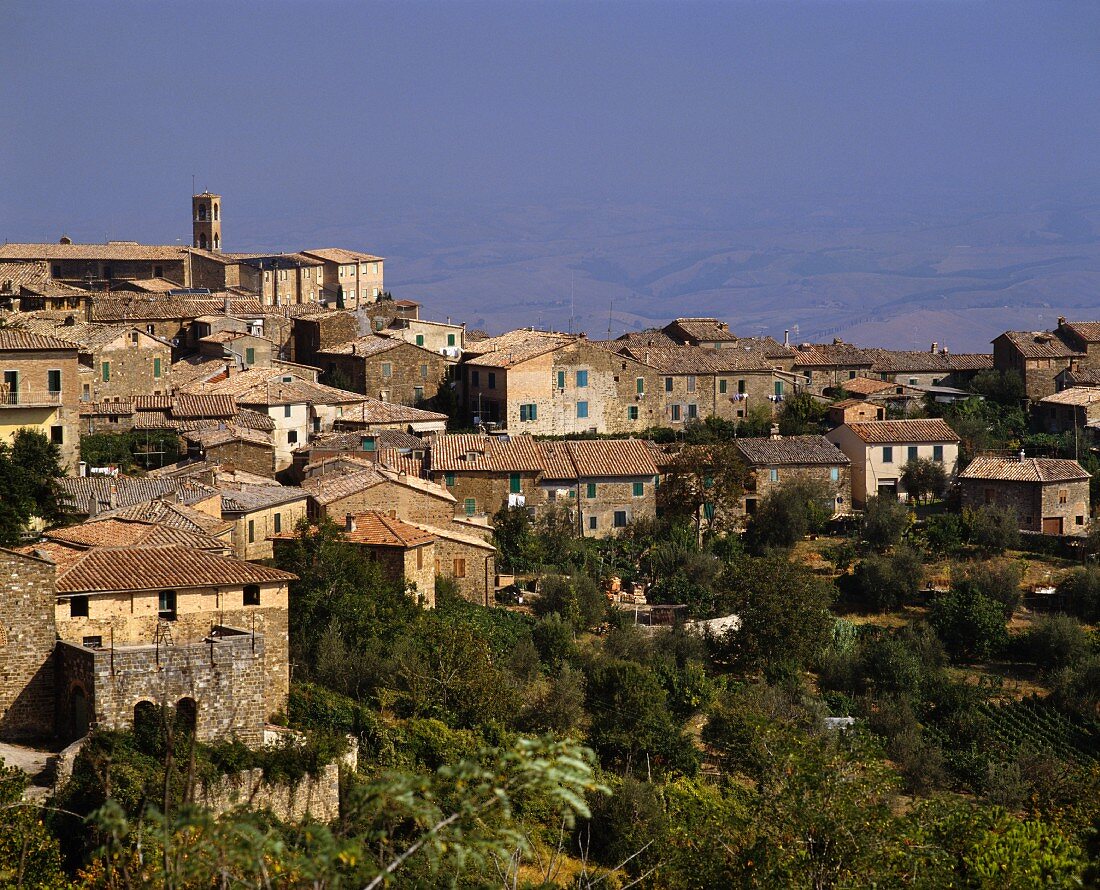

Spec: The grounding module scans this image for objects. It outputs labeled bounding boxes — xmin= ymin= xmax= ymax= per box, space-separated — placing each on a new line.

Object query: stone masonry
xmin=0 ymin=549 xmax=58 ymax=741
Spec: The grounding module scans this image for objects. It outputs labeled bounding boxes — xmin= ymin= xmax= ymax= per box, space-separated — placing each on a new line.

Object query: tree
xmin=929 ymin=587 xmax=1008 ymax=662
xmin=0 ymin=765 xmax=66 ymax=888
xmin=1055 ymin=564 xmax=1100 ymax=624
xmin=533 ymin=573 xmax=607 ymax=630
xmin=1025 ymin=615 xmax=1092 ymax=672
xmin=900 ymin=457 xmax=947 ymax=503
xmin=714 ymin=555 xmax=835 ymax=672
xmin=840 ymin=547 xmax=923 ymax=612
xmin=658 ymin=442 xmax=747 ymax=537
xmin=965 ymin=505 xmax=1021 ymax=555
xmin=953 ymin=558 xmax=1024 ymax=620
xmin=777 ymin=391 xmax=828 ymax=435
xmin=0 ymin=429 xmax=68 ymax=544
xmin=861 ymin=495 xmax=910 ymax=550
xmin=491 ymin=505 xmax=538 ymax=572
xmin=745 ymin=477 xmax=833 ymax=553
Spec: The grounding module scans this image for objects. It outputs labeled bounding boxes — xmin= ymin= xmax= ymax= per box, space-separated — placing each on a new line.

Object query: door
xmin=3 ymin=370 xmax=17 ymax=404
xmin=1042 ymin=517 xmax=1063 ymax=535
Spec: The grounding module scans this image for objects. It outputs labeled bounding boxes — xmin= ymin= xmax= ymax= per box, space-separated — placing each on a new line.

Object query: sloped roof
xmin=183 ymin=425 xmax=273 ymax=449
xmin=52 ymin=544 xmax=296 ymax=594
xmin=341 ymin=512 xmax=435 ymax=548
xmin=218 ymin=484 xmax=307 ymax=513
xmin=408 ymin=521 xmax=496 ymax=551
xmin=996 ymin=330 xmax=1082 ymax=360
xmin=844 ymin=419 xmax=960 ymax=444
xmin=539 ymin=439 xmax=659 ymax=479
xmin=734 ymin=435 xmax=850 ymax=467
xmin=959 ymin=456 xmax=1090 ymax=484
xmin=1037 ymin=387 xmax=1100 ymax=407
xmin=836 ymin=376 xmax=896 ymax=396
xmin=173 ymin=393 xmax=238 ymax=418
xmin=316 ymin=335 xmax=402 ymax=357
xmin=185 ymin=368 xmax=366 ymax=406
xmin=301 ymin=247 xmax=384 ymax=263
xmin=59 ymin=476 xmax=186 ymax=512
xmin=620 ymin=345 xmax=774 ymax=373
xmin=45 ymin=518 xmax=228 ymax=552
xmin=610 ymin=330 xmax=679 ymax=349
xmin=663 ymin=318 xmax=738 ymax=343
xmin=863 ymin=348 xmax=993 ymax=374
xmin=429 ymin=433 xmax=545 ymax=473
xmin=300 ymin=468 xmax=389 ymax=505
xmin=0 ymin=242 xmax=187 ymax=261
xmin=91 ymin=499 xmax=233 ymax=537
xmin=791 ymin=342 xmax=875 ymax=368
xmin=0 ymin=328 xmax=80 ymax=351
xmin=335 ymin=399 xmax=447 ymax=426
xmin=1059 ymin=321 xmax=1100 ymax=343
xmin=91 ymin=296 xmax=267 ymax=322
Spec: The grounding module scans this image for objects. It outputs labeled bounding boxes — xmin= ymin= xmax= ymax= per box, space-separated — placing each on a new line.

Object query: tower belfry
xmin=192 ymin=191 xmax=222 ymax=251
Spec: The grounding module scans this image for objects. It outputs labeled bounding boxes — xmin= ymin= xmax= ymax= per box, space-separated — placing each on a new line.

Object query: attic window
xmin=361 ymin=436 xmax=377 ymax=452
xmin=281 ymin=376 xmax=293 ymax=383
xmin=70 ymin=597 xmax=89 ymax=618
xmin=243 ymin=585 xmax=261 ymax=606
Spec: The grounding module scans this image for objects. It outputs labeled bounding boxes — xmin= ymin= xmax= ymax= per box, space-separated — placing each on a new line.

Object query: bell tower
xmin=192 ymin=191 xmax=222 ymax=252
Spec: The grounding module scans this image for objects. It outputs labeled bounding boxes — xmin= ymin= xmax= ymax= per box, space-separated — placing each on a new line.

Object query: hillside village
xmin=0 ymin=193 xmax=1098 ymax=884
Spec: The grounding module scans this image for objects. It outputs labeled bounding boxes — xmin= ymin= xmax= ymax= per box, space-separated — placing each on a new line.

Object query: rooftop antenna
xmin=192 ymin=173 xmax=195 ymax=195
xmin=607 ymin=297 xmax=614 ymax=339
xmin=569 ymin=272 xmax=575 ymax=334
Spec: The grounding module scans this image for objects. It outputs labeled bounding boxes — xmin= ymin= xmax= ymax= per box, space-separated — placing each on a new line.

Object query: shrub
xmin=923 ymin=513 xmax=964 ymax=553
xmin=861 ymin=496 xmax=910 ymax=550
xmin=930 ymin=588 xmax=1008 ymax=662
xmin=964 ymin=505 xmax=1020 ymax=555
xmin=840 ymin=547 xmax=923 ymax=612
xmin=1056 ymin=565 xmax=1100 ymax=624
xmin=1025 ymin=615 xmax=1092 ymax=672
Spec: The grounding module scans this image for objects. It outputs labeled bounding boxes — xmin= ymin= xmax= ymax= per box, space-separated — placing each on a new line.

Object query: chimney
xmin=87 ymin=495 xmax=99 ymax=518
xmin=345 ymin=513 xmax=356 ymax=532
xmin=930 ymin=342 xmax=938 ymax=353
xmin=784 ymin=330 xmax=790 ymax=347
xmin=108 ymin=483 xmax=118 ymax=510
xmin=770 ymin=423 xmax=781 ymax=440
xmin=223 ymin=295 xmax=231 ymax=315
xmin=1019 ymin=449 xmax=1026 ymax=463
xmin=941 ymin=346 xmax=949 ymax=356
xmin=1058 ymin=316 xmax=1066 ymax=327
xmin=388 ymin=509 xmax=397 ymax=518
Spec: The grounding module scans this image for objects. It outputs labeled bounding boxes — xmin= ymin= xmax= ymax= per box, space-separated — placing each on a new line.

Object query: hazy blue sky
xmin=2 ymin=0 xmax=1098 ymax=249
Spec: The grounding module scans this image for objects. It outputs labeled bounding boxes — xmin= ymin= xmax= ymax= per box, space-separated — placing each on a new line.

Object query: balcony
xmin=0 ymin=388 xmax=63 ymax=408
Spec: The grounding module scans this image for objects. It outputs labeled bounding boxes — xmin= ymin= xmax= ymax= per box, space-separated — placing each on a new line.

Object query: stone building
xmin=383 ymin=317 xmax=464 ymax=357
xmin=239 ymin=254 xmax=326 ymax=307
xmin=300 ymin=248 xmax=384 ymax=308
xmin=182 ymin=426 xmax=277 ymax=478
xmin=217 ymin=484 xmax=310 ymax=560
xmin=827 ymin=399 xmax=886 ymax=427
xmin=732 ymin=434 xmax=852 ymax=516
xmin=192 ymin=192 xmax=223 ymax=252
xmin=198 ymin=331 xmax=274 ymax=368
xmin=301 ymin=463 xmax=459 ymax=528
xmin=992 ymin=329 xmax=1083 ymax=401
xmin=428 ymin=433 xmax=546 ymax=519
xmin=825 ymin=418 xmax=960 ymax=506
xmin=316 ymin=335 xmax=456 ymax=407
xmin=333 ymin=399 xmax=448 ymax=433
xmin=90 ymin=295 xmax=268 ymax=349
xmin=292 ymin=311 xmax=363 ymax=367
xmin=0 ymin=328 xmax=82 ymax=470
xmin=1035 ymin=388 xmax=1100 ymax=434
xmin=862 ymin=346 xmax=992 ymax=388
xmin=660 ymin=317 xmax=742 ymax=349
xmin=0 ymin=241 xmax=190 ymax=289
xmin=958 ymin=455 xmax=1091 ymax=537
xmin=791 ymin=341 xmax=876 ymax=394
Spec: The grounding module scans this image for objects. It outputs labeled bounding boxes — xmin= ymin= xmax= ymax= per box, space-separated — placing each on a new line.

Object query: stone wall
xmin=743 ymin=463 xmax=852 ymax=516
xmin=316 ymin=480 xmax=456 ymax=528
xmin=203 ymin=440 xmax=277 ymax=478
xmin=0 ymin=549 xmax=57 ymax=741
xmin=321 ymin=342 xmax=454 ymax=407
xmin=55 ymin=629 xmax=268 ymax=745
xmin=574 ymin=476 xmax=657 ymax=537
xmin=441 ymin=470 xmax=541 ymax=520
xmin=432 ymin=536 xmax=494 ymax=606
xmin=93 ymin=331 xmax=172 ymax=402
xmin=198 ymin=760 xmax=341 ymax=823
xmin=960 ymin=478 xmax=1090 ymax=537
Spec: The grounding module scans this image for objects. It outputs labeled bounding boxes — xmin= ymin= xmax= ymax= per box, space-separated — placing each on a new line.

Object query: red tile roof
xmin=844 ymin=418 xmax=960 ymax=444
xmin=959 ymin=455 xmax=1090 ymax=483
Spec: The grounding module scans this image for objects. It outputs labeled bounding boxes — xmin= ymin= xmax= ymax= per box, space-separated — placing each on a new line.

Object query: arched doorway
xmin=68 ymin=685 xmax=89 ymax=742
xmin=174 ymin=697 xmax=197 ymax=737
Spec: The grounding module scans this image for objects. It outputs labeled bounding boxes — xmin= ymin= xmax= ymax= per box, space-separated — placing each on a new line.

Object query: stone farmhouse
xmin=731 ymin=434 xmax=852 ymax=517
xmin=825 ymin=418 xmax=960 ymax=506
xmin=315 ymin=334 xmax=456 ymax=406
xmin=958 ymin=455 xmax=1091 ymax=537
xmin=182 ymin=425 xmax=277 ymax=477
xmin=1035 ymin=388 xmax=1100 ymax=435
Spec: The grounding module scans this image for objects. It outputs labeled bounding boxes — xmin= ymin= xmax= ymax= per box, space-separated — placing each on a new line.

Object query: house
xmin=0 ymin=328 xmax=82 ymax=469
xmin=428 ymin=433 xmax=546 ymax=519
xmin=89 ymin=294 xmax=269 ymax=348
xmin=316 ymin=335 xmax=456 ymax=406
xmin=291 ymin=310 xmax=364 ymax=367
xmin=0 ymin=261 xmax=94 ymax=313
xmin=217 ymin=484 xmax=309 ymax=560
xmin=292 ymin=429 xmax=427 ymax=479
xmin=382 ymin=317 xmax=464 ymax=356
xmin=58 ymin=474 xmax=218 ymax=519
xmin=535 ymin=439 xmax=661 ymax=536
xmin=791 ymin=341 xmax=876 ymax=394
xmin=236 ymin=253 xmax=326 ymax=306
xmin=863 ymin=346 xmax=992 ymax=388
xmin=2 ymin=540 xmax=296 ymax=744
xmin=301 ymin=463 xmax=460 ymax=529
xmin=87 ymin=497 xmax=235 ymax=548
xmin=1035 ymin=387 xmax=1100 ymax=434
xmin=661 ymin=318 xmax=741 ymax=349
xmin=827 ymin=399 xmax=886 ymax=427
xmin=825 ymin=418 xmax=960 ymax=506
xmin=197 ymin=330 xmax=274 ymax=368
xmin=412 ymin=520 xmax=496 ymax=606
xmin=300 ymin=248 xmax=384 ymax=308
xmin=958 ymin=455 xmax=1091 ymax=537
xmin=182 ymin=425 xmax=277 ymax=478
xmin=992 ymin=329 xmax=1082 ymax=401
xmin=0 ymin=241 xmax=190 ymax=288
xmin=272 ymin=511 xmax=435 ymax=607
xmin=732 ymin=434 xmax=851 ymax=516
xmin=332 ymin=399 xmax=448 ymax=433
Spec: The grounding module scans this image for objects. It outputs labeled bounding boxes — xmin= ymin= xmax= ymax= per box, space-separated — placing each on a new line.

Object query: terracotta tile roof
xmin=91 ymin=296 xmax=267 ymax=322
xmin=959 ymin=455 xmax=1090 ymax=483
xmin=0 ymin=261 xmax=52 ymax=292
xmin=300 ymin=468 xmax=388 ymax=505
xmin=734 ymin=435 xmax=850 ymax=467
xmin=237 ymin=253 xmax=324 ymax=270
xmin=59 ymin=476 xmax=184 ymax=512
xmin=335 ymin=400 xmax=447 ymax=426
xmin=792 ymin=342 xmax=875 ymax=368
xmin=1059 ymin=321 xmax=1100 ymax=343
xmin=173 ymin=393 xmax=238 ymax=418
xmin=620 ymin=345 xmax=774 ymax=373
xmin=135 ymin=394 xmax=173 ymax=410
xmin=1059 ymin=368 xmax=1100 ymax=387
xmin=1038 ymin=387 xmax=1100 ymax=406
xmin=301 ymin=247 xmax=384 ymax=263
xmin=731 ymin=336 xmax=797 ymax=360
xmin=664 ymin=318 xmax=739 ymax=343
xmin=218 ymin=484 xmax=307 ymax=513
xmin=429 ymin=433 xmax=545 ymax=473
xmin=462 ymin=330 xmax=576 ymax=367
xmin=80 ymin=400 xmax=134 ymax=416
xmin=0 ymin=242 xmax=187 ymax=261
xmin=996 ymin=330 xmax=1082 ymax=360
xmin=341 ymin=512 xmax=435 ymax=548
xmin=837 ymin=376 xmax=896 ymax=396
xmin=610 ymin=330 xmax=679 ymax=349
xmin=945 ymin=353 xmax=993 ymax=371
xmin=199 ymin=329 xmax=273 ymax=345
xmin=377 ymin=448 xmax=428 ymax=478
xmin=546 ymin=439 xmax=659 ymax=479
xmin=169 ymin=356 xmax=229 ymax=389
xmin=46 ymin=518 xmax=228 ymax=552
xmin=316 ymin=335 xmax=401 ymax=357
xmin=844 ymin=418 xmax=960 ymax=444
xmin=0 ymin=328 xmax=81 ymax=351
xmin=183 ymin=425 xmax=273 ymax=449
xmin=305 ymin=429 xmax=426 ymax=453
xmin=117 ymin=277 xmax=182 ymax=293
xmin=92 ymin=499 xmax=233 ymax=536
xmin=863 ymin=348 xmax=993 ymax=374
xmin=10 ymin=317 xmax=134 ymax=351
xmin=52 ymin=544 xmax=296 ymax=594
xmin=186 ymin=368 xmax=365 ymax=406
xmin=408 ymin=521 xmax=495 ymax=551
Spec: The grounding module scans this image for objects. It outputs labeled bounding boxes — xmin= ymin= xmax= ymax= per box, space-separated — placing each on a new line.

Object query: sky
xmin=2 ymin=0 xmax=1099 ymax=253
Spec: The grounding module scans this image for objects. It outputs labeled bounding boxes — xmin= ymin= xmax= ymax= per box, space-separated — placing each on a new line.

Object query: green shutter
xmin=586 ymin=482 xmax=596 ymax=498
xmin=447 ymin=333 xmax=456 ymax=346
xmin=416 ymin=334 xmax=424 ymax=346
xmin=464 ymin=498 xmax=476 ymax=516
xmin=153 ymin=358 xmax=161 ymax=378
xmin=510 ymin=473 xmax=521 ymax=494
xmin=245 ymin=348 xmax=255 ymax=365
xmin=556 ymin=371 xmax=565 ymax=388
xmin=636 ymin=377 xmax=644 ymax=394
xmin=445 ymin=472 xmax=455 ymax=486
xmin=101 ymin=362 xmax=110 ymax=382
xmin=633 ymin=481 xmax=644 ymax=497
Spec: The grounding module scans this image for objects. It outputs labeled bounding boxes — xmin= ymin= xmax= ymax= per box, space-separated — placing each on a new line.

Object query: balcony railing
xmin=0 ymin=388 xmax=64 ymax=407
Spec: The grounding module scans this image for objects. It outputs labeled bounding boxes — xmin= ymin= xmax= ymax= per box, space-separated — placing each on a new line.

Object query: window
xmin=984 ymin=488 xmax=995 ymax=505
xmin=82 ymin=635 xmax=102 ymax=648
xmin=158 ymin=590 xmax=177 ymax=621
xmin=287 ymin=430 xmax=298 ymax=444
xmin=586 ymin=482 xmax=597 ymax=498
xmin=614 ymin=510 xmax=628 ymax=528
xmin=908 ymin=377 xmax=918 ymax=386
xmin=248 ymin=520 xmax=255 ymax=543
xmin=907 ymin=446 xmax=918 ymax=462
xmin=81 ymin=383 xmax=90 ymax=402
xmin=556 ymin=370 xmax=565 ymax=389
xmin=576 ymin=401 xmax=588 ymax=419
xmin=687 ymin=403 xmax=698 ymax=419
xmin=464 ymin=498 xmax=476 ymax=516
xmin=738 ymin=379 xmax=746 ymax=394
xmin=627 ymin=405 xmax=639 ymax=420
xmin=47 ymin=369 xmax=61 ymax=394
xmin=770 ymin=468 xmax=779 ymax=483
xmin=633 ymin=481 xmax=644 ymax=497
xmin=671 ymin=404 xmax=681 ymax=422
xmin=69 ymin=596 xmax=88 ymax=618
xmin=664 ymin=377 xmax=673 ymax=392
xmin=50 ymin=425 xmax=63 ymax=445
xmin=882 ymin=446 xmax=894 ymax=463
xmin=1076 ymin=515 xmax=1085 ymax=526
xmin=273 ymin=513 xmax=282 ymax=534
xmin=416 ymin=547 xmax=424 ymax=570
xmin=420 ymin=364 xmax=429 ymax=379
xmin=774 ymin=380 xmax=784 ymax=397
xmin=413 ymin=386 xmax=424 ymax=401
xmin=101 ymin=361 xmax=110 ymax=382
xmin=519 ymin=403 xmax=537 ymax=422
xmin=719 ymin=379 xmax=727 ymax=394
xmin=244 ymin=348 xmax=254 ymax=365
xmin=416 ymin=334 xmax=424 ymax=346
xmin=472 ymin=370 xmax=480 ymax=386
xmin=576 ymin=370 xmax=588 ymax=387
xmin=284 ymin=404 xmax=292 ymax=418
xmin=933 ymin=445 xmax=943 ymax=462
xmin=453 ymin=558 xmax=467 ymax=578
xmin=636 ymin=377 xmax=645 ymax=395
xmin=447 ymin=333 xmax=456 ymax=347
xmin=588 ymin=516 xmax=597 ymax=530
xmin=52 ymin=264 xmax=61 ymax=278
xmin=1059 ymin=489 xmax=1068 ymax=505
xmin=152 ymin=356 xmax=163 ymax=378
xmin=488 ymin=372 xmax=496 ymax=389
xmin=687 ymin=375 xmax=696 ymax=393
xmin=382 ymin=362 xmax=393 ymax=378
xmin=131 ymin=331 xmax=139 ymax=346
xmin=830 ymin=467 xmax=840 ymax=482
xmin=243 ymin=585 xmax=261 ymax=606
xmin=445 ymin=472 xmax=455 ymax=486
